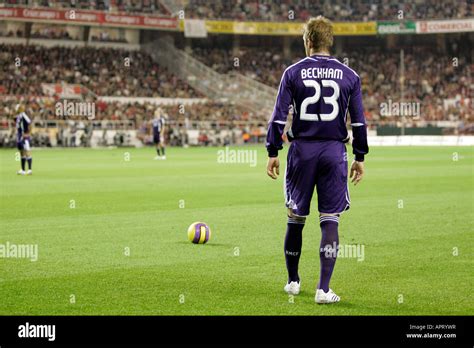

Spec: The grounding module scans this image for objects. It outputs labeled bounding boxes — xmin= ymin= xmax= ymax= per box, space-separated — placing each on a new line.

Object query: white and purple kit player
xmin=266 ymin=17 xmax=368 ymax=304
xmin=152 ymin=108 xmax=166 ymax=160
xmin=15 ymin=104 xmax=33 ymax=175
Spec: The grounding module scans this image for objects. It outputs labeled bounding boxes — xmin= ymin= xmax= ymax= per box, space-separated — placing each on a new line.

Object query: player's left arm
xmin=348 ymin=76 xmax=369 ymax=185
xmin=266 ymin=69 xmax=293 ymax=179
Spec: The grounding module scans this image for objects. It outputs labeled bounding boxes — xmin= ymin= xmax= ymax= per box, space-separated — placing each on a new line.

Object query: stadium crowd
xmin=1 ymin=41 xmax=472 ymax=126
xmin=4 ymin=0 xmax=472 ymax=21
xmin=0 ymin=44 xmax=201 ymax=98
xmin=1 ymin=41 xmax=472 ymax=129
xmin=185 ymin=0 xmax=473 ymax=21
xmin=0 ymin=97 xmax=264 ymax=147
xmin=347 ymin=48 xmax=473 ymax=123
xmin=192 ymin=46 xmax=291 ymax=87
xmin=192 ymin=46 xmax=473 ymax=123
xmin=2 ymin=0 xmax=168 ymax=15
xmin=28 ymin=26 xmax=80 ymax=40
xmin=1 ymin=98 xmax=260 ymax=125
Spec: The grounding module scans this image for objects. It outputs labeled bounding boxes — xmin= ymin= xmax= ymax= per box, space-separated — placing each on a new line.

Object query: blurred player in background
xmin=14 ymin=104 xmax=33 ymax=175
xmin=266 ymin=16 xmax=368 ymax=303
xmin=152 ymin=107 xmax=167 ymax=160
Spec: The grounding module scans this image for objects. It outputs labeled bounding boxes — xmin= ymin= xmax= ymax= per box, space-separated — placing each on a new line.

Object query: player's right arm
xmin=348 ymin=76 xmax=369 ymax=185
xmin=266 ymin=69 xmax=292 ymax=179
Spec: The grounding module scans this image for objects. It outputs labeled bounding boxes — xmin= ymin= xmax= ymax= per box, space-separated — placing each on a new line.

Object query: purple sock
xmin=21 ymin=157 xmax=26 ymax=171
xmin=318 ymin=215 xmax=339 ymax=292
xmin=284 ymin=216 xmax=305 ymax=283
xmin=27 ymin=157 xmax=32 ymax=170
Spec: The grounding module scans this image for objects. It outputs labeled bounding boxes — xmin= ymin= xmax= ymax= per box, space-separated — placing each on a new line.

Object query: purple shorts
xmin=284 ymin=139 xmax=350 ymax=216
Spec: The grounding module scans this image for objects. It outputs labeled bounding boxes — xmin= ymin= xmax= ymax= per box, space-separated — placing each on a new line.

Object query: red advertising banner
xmin=416 ymin=19 xmax=474 ymax=33
xmin=0 ymin=7 xmax=178 ymax=30
xmin=41 ymin=83 xmax=84 ymax=99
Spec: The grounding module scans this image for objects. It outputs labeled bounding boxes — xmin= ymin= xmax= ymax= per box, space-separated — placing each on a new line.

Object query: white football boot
xmin=161 ymin=155 xmax=166 ymax=160
xmin=154 ymin=156 xmax=162 ymax=160
xmin=17 ymin=170 xmax=26 ymax=175
xmin=26 ymin=170 xmax=32 ymax=175
xmin=284 ymin=281 xmax=301 ymax=295
xmin=315 ymin=288 xmax=340 ymax=304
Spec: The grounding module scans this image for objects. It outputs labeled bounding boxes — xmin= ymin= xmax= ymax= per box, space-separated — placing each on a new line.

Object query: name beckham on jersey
xmin=301 ymin=67 xmax=344 ymax=80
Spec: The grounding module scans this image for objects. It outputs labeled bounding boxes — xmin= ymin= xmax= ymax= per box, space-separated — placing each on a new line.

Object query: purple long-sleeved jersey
xmin=266 ymin=54 xmax=368 ymax=161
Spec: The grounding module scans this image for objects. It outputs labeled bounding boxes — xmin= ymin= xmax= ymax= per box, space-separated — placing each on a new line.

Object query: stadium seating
xmin=0 ymin=1 xmax=472 ymax=146
xmin=191 ymin=46 xmax=473 ymax=123
xmin=0 ymin=44 xmax=201 ymax=98
xmin=185 ymin=0 xmax=473 ymax=21
xmin=1 ymin=42 xmax=472 ymax=137
xmin=4 ymin=0 xmax=472 ymax=20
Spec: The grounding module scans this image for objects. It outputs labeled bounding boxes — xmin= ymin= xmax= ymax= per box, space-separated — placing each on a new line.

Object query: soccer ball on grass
xmin=187 ymin=222 xmax=211 ymax=244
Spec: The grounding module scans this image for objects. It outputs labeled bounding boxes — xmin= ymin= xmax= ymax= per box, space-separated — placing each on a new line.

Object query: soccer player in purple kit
xmin=266 ymin=16 xmax=368 ymax=304
xmin=14 ymin=104 xmax=33 ymax=176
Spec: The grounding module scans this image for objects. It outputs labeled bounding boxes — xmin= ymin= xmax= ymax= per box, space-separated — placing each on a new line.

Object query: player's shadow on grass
xmin=176 ymin=241 xmax=234 ymax=248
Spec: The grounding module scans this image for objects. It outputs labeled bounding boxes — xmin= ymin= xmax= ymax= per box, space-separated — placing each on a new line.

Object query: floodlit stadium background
xmin=0 ymin=1 xmax=473 ymax=316
xmin=0 ymin=0 xmax=472 ymax=147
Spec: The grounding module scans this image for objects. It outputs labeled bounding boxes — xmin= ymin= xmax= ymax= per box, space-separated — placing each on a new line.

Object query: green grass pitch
xmin=0 ymin=145 xmax=473 ymax=315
